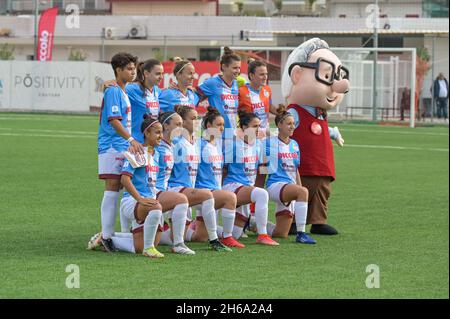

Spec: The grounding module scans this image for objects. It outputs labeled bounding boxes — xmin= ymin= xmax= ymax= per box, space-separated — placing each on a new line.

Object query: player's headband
xmin=176 ymin=62 xmax=192 ymax=75
xmin=161 ymin=113 xmax=177 ymax=126
xmin=278 ymin=112 xmax=293 ymax=124
xmin=143 ymin=120 xmax=160 ymax=134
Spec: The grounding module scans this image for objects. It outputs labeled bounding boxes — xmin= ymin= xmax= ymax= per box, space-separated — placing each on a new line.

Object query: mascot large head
xmin=281 ymin=38 xmax=349 ymax=110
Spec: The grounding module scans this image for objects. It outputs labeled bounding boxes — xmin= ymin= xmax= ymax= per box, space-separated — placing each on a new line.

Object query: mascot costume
xmin=281 ymin=38 xmax=349 ymax=235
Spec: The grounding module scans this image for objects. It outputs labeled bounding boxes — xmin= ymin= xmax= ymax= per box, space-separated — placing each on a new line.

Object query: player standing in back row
xmin=238 ymin=59 xmax=279 ymax=138
xmin=196 ymin=47 xmax=241 ymax=136
xmin=97 ymin=52 xmax=142 ymax=252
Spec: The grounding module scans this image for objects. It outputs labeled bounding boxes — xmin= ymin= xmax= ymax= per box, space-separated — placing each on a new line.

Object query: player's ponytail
xmin=175 ymin=104 xmax=194 ymax=120
xmin=202 ymin=106 xmax=223 ymax=130
xmin=238 ymin=109 xmax=259 ymax=129
xmin=136 ymin=58 xmax=162 ymax=95
xmin=274 ymin=104 xmax=293 ymax=126
xmin=220 ymin=47 xmax=241 ymax=72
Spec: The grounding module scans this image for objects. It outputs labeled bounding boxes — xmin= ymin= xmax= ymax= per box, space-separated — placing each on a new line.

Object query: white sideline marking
xmin=342 ymin=144 xmax=449 ymax=152
xmin=0 ymin=116 xmax=96 ymax=122
xmin=0 ymin=127 xmax=96 ymax=135
xmin=0 ymin=132 xmax=95 ymax=139
xmin=0 ymin=132 xmax=447 ymax=152
xmin=342 ymin=128 xmax=449 ymax=137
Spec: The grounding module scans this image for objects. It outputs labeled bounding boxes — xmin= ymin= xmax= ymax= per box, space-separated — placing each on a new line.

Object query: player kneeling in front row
xmin=159 ymin=107 xmax=231 ymax=252
xmin=222 ymin=110 xmax=279 ymax=246
xmin=263 ymin=106 xmax=316 ymax=244
xmin=191 ymin=107 xmax=245 ymax=248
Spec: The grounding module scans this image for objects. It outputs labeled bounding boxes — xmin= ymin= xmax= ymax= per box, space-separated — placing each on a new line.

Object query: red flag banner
xmin=37 ymin=7 xmax=58 ymax=61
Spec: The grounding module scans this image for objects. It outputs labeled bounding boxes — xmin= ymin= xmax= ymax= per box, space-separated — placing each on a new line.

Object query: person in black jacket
xmin=433 ymin=73 xmax=449 ymax=120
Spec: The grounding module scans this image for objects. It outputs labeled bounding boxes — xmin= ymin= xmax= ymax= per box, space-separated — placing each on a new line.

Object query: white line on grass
xmin=342 ymin=144 xmax=449 ymax=152
xmin=0 ymin=132 xmax=95 ymax=139
xmin=0 ymin=116 xmax=97 ymax=122
xmin=0 ymin=127 xmax=96 ymax=135
xmin=1 ymin=132 xmax=447 ymax=152
xmin=341 ymin=128 xmax=449 ymax=137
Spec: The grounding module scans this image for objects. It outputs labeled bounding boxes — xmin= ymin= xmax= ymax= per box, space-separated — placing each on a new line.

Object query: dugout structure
xmin=226 ymin=46 xmax=417 ymax=128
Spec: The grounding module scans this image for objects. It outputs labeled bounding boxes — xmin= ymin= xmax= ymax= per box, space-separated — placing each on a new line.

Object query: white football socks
xmin=221 ymin=208 xmax=235 ymax=238
xmin=266 ymin=221 xmax=276 ymax=236
xmin=111 ymin=233 xmax=135 ymax=253
xmin=251 ymin=188 xmax=269 ymax=235
xmin=143 ymin=210 xmax=162 ymax=250
xmin=200 ymin=198 xmax=218 ymax=241
xmin=232 ymin=225 xmax=244 ymax=239
xmin=171 ymin=203 xmax=189 ymax=245
xmin=216 ymin=225 xmax=224 ymax=238
xmin=101 ymin=191 xmax=120 ymax=239
xmin=184 ymin=226 xmax=194 ymax=242
xmin=294 ymin=201 xmax=308 ymax=233
xmin=159 ymin=229 xmax=173 ymax=245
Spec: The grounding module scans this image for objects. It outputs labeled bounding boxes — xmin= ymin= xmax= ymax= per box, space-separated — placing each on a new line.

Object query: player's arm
xmin=296 ymin=170 xmax=303 ymax=187
xmin=121 ymin=174 xmax=159 ymax=207
xmin=102 ymin=79 xmax=118 ymax=92
xmin=104 ymin=88 xmax=144 ymax=154
xmin=255 ymin=142 xmax=267 ymax=187
xmin=268 ymin=90 xmax=278 ymax=115
xmin=222 ymin=165 xmax=228 ymax=185
xmin=255 ymin=165 xmax=266 ymax=188
xmin=269 ymin=103 xmax=279 ymax=115
xmin=196 ymin=78 xmax=215 ymax=104
xmin=109 ymin=119 xmax=144 ymax=154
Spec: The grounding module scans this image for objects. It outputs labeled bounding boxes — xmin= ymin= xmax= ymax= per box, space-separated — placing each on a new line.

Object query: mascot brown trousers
xmin=300 ymin=176 xmax=333 ymax=225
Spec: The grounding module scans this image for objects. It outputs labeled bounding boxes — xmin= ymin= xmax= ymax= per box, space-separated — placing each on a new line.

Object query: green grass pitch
xmin=0 ymin=113 xmax=448 ymax=298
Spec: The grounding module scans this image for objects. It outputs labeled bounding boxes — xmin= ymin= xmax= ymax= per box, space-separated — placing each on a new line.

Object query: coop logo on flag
xmin=37 ymin=7 xmax=58 ymax=62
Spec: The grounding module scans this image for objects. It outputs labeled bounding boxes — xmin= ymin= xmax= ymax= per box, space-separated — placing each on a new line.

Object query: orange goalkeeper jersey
xmin=238 ymin=83 xmax=272 ymax=130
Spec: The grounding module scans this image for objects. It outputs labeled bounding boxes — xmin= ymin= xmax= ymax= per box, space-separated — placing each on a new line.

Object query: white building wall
xmin=328 ymin=0 xmax=423 ymax=18
xmin=111 ymin=1 xmax=217 ymax=16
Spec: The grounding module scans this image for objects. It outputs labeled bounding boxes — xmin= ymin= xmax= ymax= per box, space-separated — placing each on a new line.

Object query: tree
xmin=415 ymin=47 xmax=431 ymax=120
xmin=0 ymin=43 xmax=14 ymax=60
xmin=68 ymin=47 xmax=88 ymax=61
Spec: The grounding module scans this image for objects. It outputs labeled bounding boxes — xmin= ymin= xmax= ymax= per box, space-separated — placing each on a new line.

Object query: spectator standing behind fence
xmin=433 ymin=73 xmax=449 ymax=120
xmin=400 ymin=88 xmax=410 ymax=121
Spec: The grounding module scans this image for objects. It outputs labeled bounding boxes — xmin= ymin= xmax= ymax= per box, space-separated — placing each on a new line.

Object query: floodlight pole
xmin=34 ymin=0 xmax=39 ymax=60
xmin=372 ymin=0 xmax=379 ymax=122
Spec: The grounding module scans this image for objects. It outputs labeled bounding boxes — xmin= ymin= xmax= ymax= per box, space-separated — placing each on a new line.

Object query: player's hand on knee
xmin=139 ymin=197 xmax=159 ymax=207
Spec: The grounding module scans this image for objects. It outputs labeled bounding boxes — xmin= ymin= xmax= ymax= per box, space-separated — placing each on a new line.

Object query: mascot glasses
xmin=288 ymin=58 xmax=349 ymax=86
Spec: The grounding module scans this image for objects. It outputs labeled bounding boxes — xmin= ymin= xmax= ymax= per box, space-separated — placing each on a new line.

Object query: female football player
xmin=159 ymin=58 xmax=199 ymax=113
xmin=238 ymin=59 xmax=278 ymax=138
xmin=193 ymin=106 xmax=245 ymax=248
xmin=264 ymin=106 xmax=316 ymax=244
xmin=161 ymin=106 xmax=231 ymax=252
xmin=222 ymin=109 xmax=279 ymax=246
xmin=196 ymin=47 xmax=241 ymax=135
